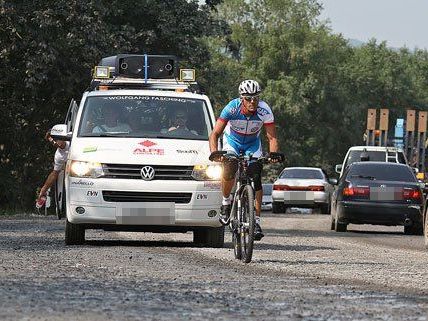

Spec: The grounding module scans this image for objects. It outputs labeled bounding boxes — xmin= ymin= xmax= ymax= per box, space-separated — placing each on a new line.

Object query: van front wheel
xmin=65 ymin=219 xmax=85 ymax=245
xmin=193 ymin=227 xmax=224 ymax=248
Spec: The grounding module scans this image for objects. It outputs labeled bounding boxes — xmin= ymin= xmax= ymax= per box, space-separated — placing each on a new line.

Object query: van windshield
xmin=78 ymin=95 xmax=211 ymax=140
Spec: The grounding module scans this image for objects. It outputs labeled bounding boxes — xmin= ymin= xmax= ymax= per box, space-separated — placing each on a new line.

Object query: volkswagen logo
xmin=140 ymin=166 xmax=155 ymax=181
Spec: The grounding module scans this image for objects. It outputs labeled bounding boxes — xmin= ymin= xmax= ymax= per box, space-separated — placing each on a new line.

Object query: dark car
xmin=331 ymin=162 xmax=424 ymax=234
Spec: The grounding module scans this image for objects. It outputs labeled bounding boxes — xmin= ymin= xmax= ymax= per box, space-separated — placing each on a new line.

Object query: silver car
xmin=272 ymin=167 xmax=335 ymax=214
xmin=261 ymin=183 xmax=273 ymax=211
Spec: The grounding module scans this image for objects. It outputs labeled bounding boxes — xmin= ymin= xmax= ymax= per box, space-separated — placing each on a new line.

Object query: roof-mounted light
xmin=180 ymin=69 xmax=195 ymax=82
xmin=93 ymin=66 xmax=110 ymax=79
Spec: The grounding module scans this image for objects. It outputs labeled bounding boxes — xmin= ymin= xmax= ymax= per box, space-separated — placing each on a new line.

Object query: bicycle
xmin=210 ymin=151 xmax=283 ymax=263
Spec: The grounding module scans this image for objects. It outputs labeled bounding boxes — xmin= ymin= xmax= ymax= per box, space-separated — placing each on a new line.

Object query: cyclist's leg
xmin=248 ymin=161 xmax=263 ymax=216
xmin=221 ymin=140 xmax=239 ymax=199
xmin=219 ymin=140 xmax=238 ymax=223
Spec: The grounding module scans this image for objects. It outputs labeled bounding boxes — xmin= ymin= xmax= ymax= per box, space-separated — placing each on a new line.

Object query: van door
xmin=54 ymin=99 xmax=78 ymax=219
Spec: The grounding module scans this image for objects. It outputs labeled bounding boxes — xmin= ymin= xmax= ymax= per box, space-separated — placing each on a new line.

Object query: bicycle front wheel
xmin=240 ymin=184 xmax=255 ymax=263
xmin=231 ymin=203 xmax=242 ymax=260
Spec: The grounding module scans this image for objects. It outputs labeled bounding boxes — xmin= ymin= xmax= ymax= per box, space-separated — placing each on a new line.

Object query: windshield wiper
xmin=94 ymin=132 xmax=130 ymax=137
xmin=350 ymin=174 xmax=376 ymax=180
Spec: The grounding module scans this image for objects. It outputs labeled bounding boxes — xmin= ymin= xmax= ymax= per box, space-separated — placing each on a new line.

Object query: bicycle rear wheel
xmin=240 ymin=185 xmax=255 ymax=263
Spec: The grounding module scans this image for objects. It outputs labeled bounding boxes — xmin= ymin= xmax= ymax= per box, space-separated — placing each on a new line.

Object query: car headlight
xmin=192 ymin=164 xmax=222 ymax=181
xmin=69 ymin=161 xmax=104 ymax=178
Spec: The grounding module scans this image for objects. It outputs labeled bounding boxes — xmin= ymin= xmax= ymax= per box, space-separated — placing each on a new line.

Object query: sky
xmin=318 ymin=0 xmax=428 ymax=50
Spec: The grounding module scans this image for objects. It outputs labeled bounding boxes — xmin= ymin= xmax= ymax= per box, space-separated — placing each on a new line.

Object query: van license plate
xmin=116 ymin=202 xmax=175 ymax=225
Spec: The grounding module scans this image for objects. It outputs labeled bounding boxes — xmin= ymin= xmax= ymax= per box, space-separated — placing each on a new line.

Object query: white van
xmin=51 ymin=54 xmax=224 ymax=247
xmin=335 ymin=145 xmax=408 ymax=177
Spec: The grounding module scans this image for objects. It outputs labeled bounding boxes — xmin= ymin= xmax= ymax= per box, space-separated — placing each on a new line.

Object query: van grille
xmin=103 ymin=191 xmax=192 ymax=203
xmin=102 ymin=164 xmax=194 ymax=180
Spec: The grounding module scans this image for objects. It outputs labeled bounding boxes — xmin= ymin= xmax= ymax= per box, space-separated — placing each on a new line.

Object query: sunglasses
xmin=242 ymin=95 xmax=260 ymax=102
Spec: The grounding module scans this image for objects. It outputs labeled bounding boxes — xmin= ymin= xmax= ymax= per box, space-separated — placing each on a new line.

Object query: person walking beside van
xmin=36 ymin=131 xmax=69 ymax=208
xmin=208 ymin=79 xmax=283 ymax=241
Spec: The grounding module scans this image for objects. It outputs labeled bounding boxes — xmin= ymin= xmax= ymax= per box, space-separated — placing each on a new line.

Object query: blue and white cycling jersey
xmin=219 ymin=98 xmax=275 ymax=157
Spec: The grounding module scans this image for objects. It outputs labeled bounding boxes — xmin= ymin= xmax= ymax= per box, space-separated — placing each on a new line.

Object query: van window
xmin=78 ymin=95 xmax=211 ymax=140
xmin=345 ymin=151 xmax=386 ymax=168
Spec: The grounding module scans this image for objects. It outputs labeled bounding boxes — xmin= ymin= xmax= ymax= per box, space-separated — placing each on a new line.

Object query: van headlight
xmin=69 ymin=161 xmax=104 ymax=178
xmin=192 ymin=164 xmax=222 ymax=181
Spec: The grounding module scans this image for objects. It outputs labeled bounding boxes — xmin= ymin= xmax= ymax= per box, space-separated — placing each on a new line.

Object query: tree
xmin=0 ymin=0 xmax=220 ymax=210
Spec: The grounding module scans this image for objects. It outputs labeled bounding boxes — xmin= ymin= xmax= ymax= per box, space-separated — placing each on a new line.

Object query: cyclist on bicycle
xmin=209 ymin=79 xmax=282 ymax=241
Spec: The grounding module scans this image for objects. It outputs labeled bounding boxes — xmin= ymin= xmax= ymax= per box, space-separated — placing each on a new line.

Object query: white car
xmin=272 ymin=167 xmax=335 ymax=214
xmin=51 ymin=54 xmax=224 ymax=247
xmin=261 ymin=183 xmax=273 ymax=211
xmin=335 ymin=146 xmax=407 ymax=177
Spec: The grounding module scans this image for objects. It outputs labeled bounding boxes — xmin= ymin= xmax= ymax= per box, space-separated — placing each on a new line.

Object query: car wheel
xmin=404 ymin=223 xmax=423 ymax=236
xmin=65 ymin=219 xmax=85 ymax=245
xmin=334 ymin=210 xmax=347 ymax=232
xmin=193 ymin=227 xmax=225 ymax=248
xmin=320 ymin=203 xmax=330 ymax=215
xmin=272 ymin=202 xmax=285 ymax=213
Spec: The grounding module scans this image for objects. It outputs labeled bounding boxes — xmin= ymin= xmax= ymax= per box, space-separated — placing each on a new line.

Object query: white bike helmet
xmin=238 ymin=79 xmax=261 ymax=96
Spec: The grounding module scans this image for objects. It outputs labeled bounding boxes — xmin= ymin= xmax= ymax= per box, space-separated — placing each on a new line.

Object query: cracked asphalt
xmin=0 ymin=212 xmax=427 ymax=320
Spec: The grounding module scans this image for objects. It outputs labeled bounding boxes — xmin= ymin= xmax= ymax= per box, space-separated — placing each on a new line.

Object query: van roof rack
xmin=88 ymin=54 xmax=202 ymax=93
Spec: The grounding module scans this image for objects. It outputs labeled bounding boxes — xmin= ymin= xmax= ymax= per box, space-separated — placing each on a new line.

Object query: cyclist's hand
xmin=209 ymin=151 xmax=226 ymax=162
xmin=268 ymin=152 xmax=285 ymax=163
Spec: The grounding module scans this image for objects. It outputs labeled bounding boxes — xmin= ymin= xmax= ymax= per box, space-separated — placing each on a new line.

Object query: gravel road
xmin=0 ymin=212 xmax=427 ymax=320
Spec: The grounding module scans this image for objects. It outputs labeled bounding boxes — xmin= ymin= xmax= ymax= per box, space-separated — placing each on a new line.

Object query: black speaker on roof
xmin=109 ymin=54 xmax=178 ymax=79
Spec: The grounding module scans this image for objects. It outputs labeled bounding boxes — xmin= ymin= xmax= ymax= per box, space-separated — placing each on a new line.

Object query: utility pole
xmin=416 ymin=111 xmax=427 ymax=173
xmin=366 ymin=109 xmax=376 ymax=146
xmin=379 ymin=109 xmax=389 ymax=147
xmin=405 ymin=110 xmax=416 ymax=166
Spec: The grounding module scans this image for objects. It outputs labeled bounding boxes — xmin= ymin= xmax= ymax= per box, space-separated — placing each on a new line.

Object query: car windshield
xmin=347 ymin=164 xmax=416 ymax=182
xmin=280 ymin=169 xmax=324 ymax=179
xmin=78 ymin=95 xmax=211 ymax=140
xmin=262 ymin=184 xmax=273 ymax=195
xmin=345 ymin=150 xmax=386 ymax=168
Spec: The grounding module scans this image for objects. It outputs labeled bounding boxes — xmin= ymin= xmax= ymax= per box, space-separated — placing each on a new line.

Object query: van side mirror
xmin=50 ymin=124 xmax=72 ymax=141
xmin=335 ymin=164 xmax=342 ymax=174
xmin=328 ymin=178 xmax=338 ymax=185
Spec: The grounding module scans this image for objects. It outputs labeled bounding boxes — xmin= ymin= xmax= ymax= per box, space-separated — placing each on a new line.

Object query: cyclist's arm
xmin=265 ymin=123 xmax=279 ymax=152
xmin=209 ymin=119 xmax=227 ymax=152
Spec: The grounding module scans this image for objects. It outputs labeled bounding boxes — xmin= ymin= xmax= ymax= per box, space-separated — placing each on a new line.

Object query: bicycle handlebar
xmin=209 ymin=151 xmax=284 ymax=164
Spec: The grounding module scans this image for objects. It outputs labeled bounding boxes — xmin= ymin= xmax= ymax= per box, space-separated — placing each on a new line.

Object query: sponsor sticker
xmin=204 ymin=181 xmax=221 ymax=190
xmin=177 ymin=150 xmax=198 ymax=154
xmin=102 ymin=96 xmax=196 ymax=104
xmin=134 ymin=140 xmax=164 ymax=155
xmin=86 ymin=191 xmax=99 ymax=197
xmin=71 ymin=179 xmax=95 ymax=187
xmin=196 ymin=193 xmax=208 ymax=200
xmin=83 ymin=146 xmax=98 ymax=153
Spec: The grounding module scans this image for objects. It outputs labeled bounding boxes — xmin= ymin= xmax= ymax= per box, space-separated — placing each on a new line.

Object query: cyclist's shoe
xmin=219 ymin=204 xmax=231 ymax=225
xmin=254 ymin=222 xmax=264 ymax=241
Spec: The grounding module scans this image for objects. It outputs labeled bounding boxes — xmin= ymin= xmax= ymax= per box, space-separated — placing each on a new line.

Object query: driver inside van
xmin=92 ymin=105 xmax=131 ymax=133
